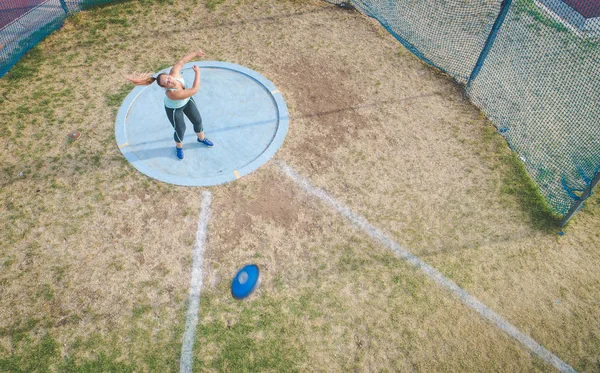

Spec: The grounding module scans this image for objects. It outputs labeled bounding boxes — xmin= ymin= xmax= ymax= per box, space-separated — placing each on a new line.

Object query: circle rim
xmin=115 ymin=61 xmax=289 ymax=186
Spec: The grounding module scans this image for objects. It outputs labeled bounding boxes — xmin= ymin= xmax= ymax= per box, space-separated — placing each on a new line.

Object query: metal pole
xmin=561 ymin=170 xmax=600 ymax=227
xmin=59 ymin=0 xmax=70 ymax=15
xmin=467 ymin=0 xmax=512 ymax=87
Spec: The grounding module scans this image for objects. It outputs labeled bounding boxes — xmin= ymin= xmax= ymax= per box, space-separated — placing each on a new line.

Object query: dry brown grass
xmin=0 ymin=0 xmax=599 ymax=371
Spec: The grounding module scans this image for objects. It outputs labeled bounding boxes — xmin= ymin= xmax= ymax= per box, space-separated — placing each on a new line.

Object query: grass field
xmin=1 ymin=0 xmax=599 ymax=371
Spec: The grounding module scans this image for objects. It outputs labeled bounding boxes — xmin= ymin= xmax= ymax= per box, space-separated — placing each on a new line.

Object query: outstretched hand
xmin=195 ymin=50 xmax=205 ymax=57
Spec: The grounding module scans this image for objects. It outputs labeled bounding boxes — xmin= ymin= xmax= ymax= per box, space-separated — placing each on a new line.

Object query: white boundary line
xmin=180 ymin=191 xmax=212 ymax=373
xmin=532 ymin=0 xmax=585 ymax=38
xmin=274 ymin=160 xmax=576 ymax=373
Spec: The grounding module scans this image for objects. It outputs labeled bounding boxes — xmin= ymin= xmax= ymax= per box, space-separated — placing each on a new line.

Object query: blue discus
xmin=231 ymin=264 xmax=260 ymax=299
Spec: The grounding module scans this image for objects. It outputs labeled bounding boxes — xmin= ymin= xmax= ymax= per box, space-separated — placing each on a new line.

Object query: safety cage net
xmin=327 ymin=0 xmax=600 ymax=220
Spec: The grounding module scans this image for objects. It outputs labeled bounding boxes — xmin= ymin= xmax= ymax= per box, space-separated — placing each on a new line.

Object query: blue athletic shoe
xmin=197 ymin=137 xmax=214 ymax=147
xmin=176 ymin=147 xmax=184 ymax=160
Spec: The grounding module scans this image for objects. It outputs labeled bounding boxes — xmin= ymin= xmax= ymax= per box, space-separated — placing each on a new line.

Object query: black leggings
xmin=164 ymin=97 xmax=203 ymax=143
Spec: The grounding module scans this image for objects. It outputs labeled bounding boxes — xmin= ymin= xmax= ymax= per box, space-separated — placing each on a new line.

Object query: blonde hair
xmin=125 ymin=72 xmax=164 ymax=86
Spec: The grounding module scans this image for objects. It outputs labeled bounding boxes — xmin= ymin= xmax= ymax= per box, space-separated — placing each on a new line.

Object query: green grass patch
xmin=132 ymin=304 xmax=152 ymax=319
xmin=1 ymin=307 xmax=186 ymax=372
xmin=196 ymin=293 xmax=305 ymax=372
xmin=513 ymin=0 xmax=568 ymax=33
xmin=79 ymin=0 xmax=134 ymax=12
xmin=512 ymin=0 xmax=599 ymax=52
xmin=105 ymin=84 xmax=133 ymax=107
xmin=205 ymin=0 xmax=225 ymax=11
xmin=0 ymin=333 xmax=59 ymax=372
xmin=2 ymin=255 xmax=16 ymax=269
xmin=37 ymin=284 xmax=55 ymax=301
xmin=500 ymin=150 xmax=562 ymax=229
xmin=4 ymin=46 xmax=44 ymax=81
xmin=483 ymin=125 xmax=561 ymax=230
xmin=60 ymin=351 xmax=136 ymax=373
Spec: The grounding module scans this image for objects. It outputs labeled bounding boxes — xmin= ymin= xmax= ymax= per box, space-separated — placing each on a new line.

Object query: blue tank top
xmin=164 ymin=77 xmax=191 ymax=109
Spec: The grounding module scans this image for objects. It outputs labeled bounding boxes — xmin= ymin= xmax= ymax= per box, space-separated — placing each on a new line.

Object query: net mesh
xmin=330 ymin=0 xmax=599 ymax=216
xmin=0 ymin=0 xmax=111 ymax=77
xmin=1 ymin=0 xmax=599 ymax=216
xmin=468 ymin=0 xmax=600 ymax=214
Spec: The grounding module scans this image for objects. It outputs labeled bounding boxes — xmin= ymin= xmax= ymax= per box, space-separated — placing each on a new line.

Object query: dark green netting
xmin=328 ymin=0 xmax=599 ymax=218
xmin=468 ymin=0 xmax=600 ymax=215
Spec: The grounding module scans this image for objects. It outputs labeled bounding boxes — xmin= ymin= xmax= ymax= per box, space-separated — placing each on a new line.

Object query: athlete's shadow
xmin=122 ymin=145 xmax=174 ymax=161
xmin=123 ymin=93 xmax=439 ymax=161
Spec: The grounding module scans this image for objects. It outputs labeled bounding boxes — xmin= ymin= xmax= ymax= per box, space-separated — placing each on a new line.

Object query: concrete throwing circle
xmin=115 ymin=61 xmax=288 ymax=186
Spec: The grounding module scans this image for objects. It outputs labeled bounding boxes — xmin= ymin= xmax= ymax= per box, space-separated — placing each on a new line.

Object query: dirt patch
xmin=284 ymin=53 xmax=369 ymax=168
xmin=244 ymin=180 xmax=301 ymax=227
xmin=208 ymin=167 xmax=309 ymax=256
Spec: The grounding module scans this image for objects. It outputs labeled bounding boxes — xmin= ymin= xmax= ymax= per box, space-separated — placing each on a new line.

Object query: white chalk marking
xmin=180 ymin=191 xmax=212 ymax=373
xmin=275 ymin=160 xmax=576 ymax=373
xmin=532 ymin=0 xmax=585 ymax=38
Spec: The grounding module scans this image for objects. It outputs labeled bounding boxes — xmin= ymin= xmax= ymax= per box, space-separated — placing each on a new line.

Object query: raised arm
xmin=169 ymin=50 xmax=205 ymax=77
xmin=166 ymin=65 xmax=201 ymax=100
